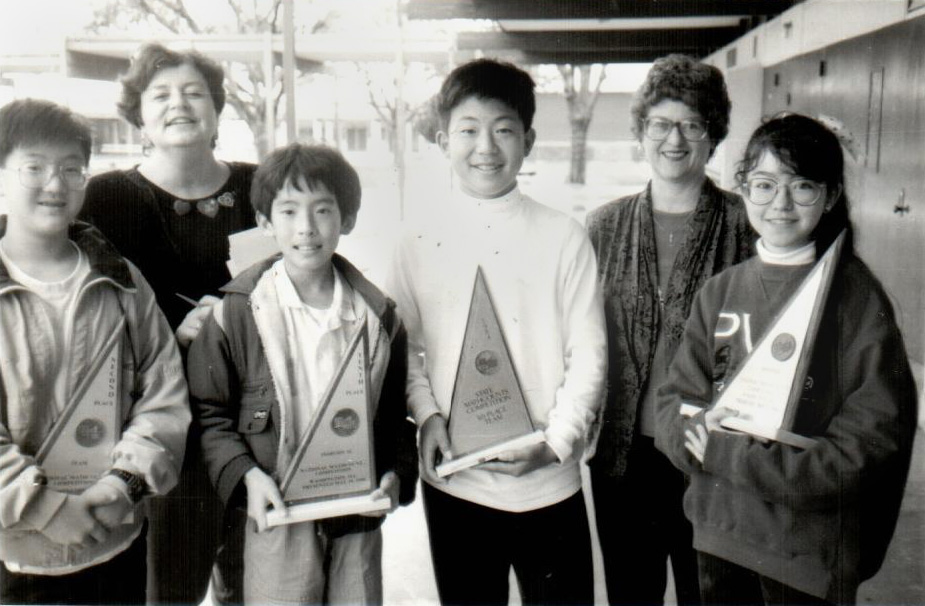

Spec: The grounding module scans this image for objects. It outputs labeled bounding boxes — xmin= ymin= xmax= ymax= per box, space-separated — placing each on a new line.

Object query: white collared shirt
xmin=270 ymin=260 xmax=362 ymax=452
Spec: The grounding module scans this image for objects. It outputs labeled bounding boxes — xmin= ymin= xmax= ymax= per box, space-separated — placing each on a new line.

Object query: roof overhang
xmin=406 ymin=0 xmax=799 ymax=63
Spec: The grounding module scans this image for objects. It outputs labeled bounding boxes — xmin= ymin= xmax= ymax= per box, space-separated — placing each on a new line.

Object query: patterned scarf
xmin=587 ymin=179 xmax=755 ymax=477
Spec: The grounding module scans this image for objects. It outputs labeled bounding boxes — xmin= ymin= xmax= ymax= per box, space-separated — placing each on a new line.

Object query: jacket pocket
xmin=237 ymin=382 xmax=273 ymax=434
xmin=237 ymin=381 xmax=278 ymax=474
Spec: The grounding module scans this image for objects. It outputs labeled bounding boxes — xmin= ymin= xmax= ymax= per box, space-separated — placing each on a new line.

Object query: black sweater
xmin=79 ymin=164 xmax=256 ymax=329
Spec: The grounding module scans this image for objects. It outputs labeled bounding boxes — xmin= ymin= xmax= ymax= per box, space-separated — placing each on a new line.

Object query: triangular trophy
xmin=712 ymin=231 xmax=848 ymax=449
xmin=266 ymin=323 xmax=391 ymax=527
xmin=436 ymin=267 xmax=546 ymax=477
xmin=37 ymin=320 xmax=124 ymax=492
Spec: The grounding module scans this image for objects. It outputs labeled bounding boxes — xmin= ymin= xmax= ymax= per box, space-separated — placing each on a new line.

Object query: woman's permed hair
xmin=0 ymin=98 xmax=92 ymax=166
xmin=437 ymin=58 xmax=536 ymax=132
xmin=631 ymin=54 xmax=731 ymax=153
xmin=117 ymin=43 xmax=226 ymax=129
xmin=736 ymin=112 xmax=853 ymax=255
xmin=250 ymin=144 xmax=361 ymax=225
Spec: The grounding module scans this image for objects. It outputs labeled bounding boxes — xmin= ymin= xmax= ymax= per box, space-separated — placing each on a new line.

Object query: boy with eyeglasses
xmin=0 ymin=98 xmax=190 ymax=604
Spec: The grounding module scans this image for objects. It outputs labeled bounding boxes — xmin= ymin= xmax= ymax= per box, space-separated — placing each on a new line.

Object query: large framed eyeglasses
xmin=743 ymin=177 xmax=825 ymax=206
xmin=643 ymin=117 xmax=709 ymax=141
xmin=9 ymin=164 xmax=89 ymax=191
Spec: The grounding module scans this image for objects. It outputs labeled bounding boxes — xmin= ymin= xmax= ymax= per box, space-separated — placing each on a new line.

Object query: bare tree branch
xmin=273 ymin=79 xmax=285 ymax=115
xmin=135 ymin=0 xmax=182 ymax=33
xmin=267 ymin=0 xmax=283 ymax=32
xmin=558 ymin=64 xmax=575 ymax=102
xmin=223 ymin=0 xmax=244 ymax=30
xmin=163 ymin=0 xmax=202 ymax=33
xmin=587 ymin=66 xmax=607 ymax=114
xmin=357 ymin=62 xmax=396 ymax=126
xmin=143 ymin=0 xmax=202 ymax=33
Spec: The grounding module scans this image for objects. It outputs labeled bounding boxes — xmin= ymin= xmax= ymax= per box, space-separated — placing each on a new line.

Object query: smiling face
xmin=640 ymin=99 xmax=712 ymax=187
xmin=744 ymin=150 xmax=833 ymax=254
xmin=436 ymin=96 xmax=535 ymax=199
xmin=258 ymin=177 xmax=354 ymax=282
xmin=139 ymin=62 xmax=219 ymax=150
xmin=1 ymin=143 xmax=87 ymax=240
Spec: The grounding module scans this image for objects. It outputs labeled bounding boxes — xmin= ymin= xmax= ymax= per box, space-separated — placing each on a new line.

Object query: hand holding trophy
xmin=681 ymin=231 xmax=847 ymax=449
xmin=264 ymin=324 xmax=391 ymax=527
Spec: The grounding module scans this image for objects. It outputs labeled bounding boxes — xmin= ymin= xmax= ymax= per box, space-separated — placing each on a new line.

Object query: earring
xmin=211 ymin=133 xmax=219 ymax=149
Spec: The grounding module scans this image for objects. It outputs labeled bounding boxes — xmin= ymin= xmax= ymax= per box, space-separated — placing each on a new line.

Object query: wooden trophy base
xmin=266 ymin=492 xmax=392 ymax=527
xmin=721 ymin=417 xmax=817 ymax=449
xmin=436 ymin=430 xmax=546 ymax=478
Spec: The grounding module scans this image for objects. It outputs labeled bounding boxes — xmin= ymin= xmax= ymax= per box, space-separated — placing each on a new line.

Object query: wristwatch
xmin=107 ymin=469 xmax=147 ymax=503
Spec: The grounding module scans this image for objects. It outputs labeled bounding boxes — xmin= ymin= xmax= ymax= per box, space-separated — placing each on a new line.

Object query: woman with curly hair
xmin=79 ymin=42 xmax=256 ymax=605
xmin=586 ymin=54 xmax=755 ymax=606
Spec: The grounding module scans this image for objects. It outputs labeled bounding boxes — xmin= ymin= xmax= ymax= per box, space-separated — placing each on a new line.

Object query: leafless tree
xmin=558 ymin=64 xmax=606 ymax=184
xmin=355 ymin=61 xmax=441 ymax=151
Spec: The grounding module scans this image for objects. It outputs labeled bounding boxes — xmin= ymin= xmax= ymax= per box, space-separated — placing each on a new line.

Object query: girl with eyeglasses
xmin=654 ymin=113 xmax=916 ymax=605
xmin=586 ymin=54 xmax=755 ymax=606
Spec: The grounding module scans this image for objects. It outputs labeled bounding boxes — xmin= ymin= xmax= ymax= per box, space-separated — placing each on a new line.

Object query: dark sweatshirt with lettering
xmin=655 ymin=252 xmax=916 ymax=602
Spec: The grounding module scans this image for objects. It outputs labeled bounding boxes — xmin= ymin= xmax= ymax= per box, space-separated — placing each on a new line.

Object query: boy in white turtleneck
xmin=387 ymin=58 xmax=606 ymax=606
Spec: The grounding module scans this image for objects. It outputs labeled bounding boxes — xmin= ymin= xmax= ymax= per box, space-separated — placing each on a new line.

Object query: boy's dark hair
xmin=736 ymin=112 xmax=853 ymax=255
xmin=118 ymin=43 xmax=226 ymax=129
xmin=436 ymin=58 xmax=536 ymax=132
xmin=0 ymin=98 xmax=92 ymax=166
xmin=251 ymin=143 xmax=361 ymax=223
xmin=631 ymin=54 xmax=731 ymax=155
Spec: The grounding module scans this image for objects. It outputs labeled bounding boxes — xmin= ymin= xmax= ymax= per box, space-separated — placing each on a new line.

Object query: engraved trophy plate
xmin=267 ymin=324 xmax=390 ymax=527
xmin=436 ymin=267 xmax=545 ymax=478
xmin=716 ymin=232 xmax=847 ymax=448
xmin=37 ymin=321 xmax=123 ymax=492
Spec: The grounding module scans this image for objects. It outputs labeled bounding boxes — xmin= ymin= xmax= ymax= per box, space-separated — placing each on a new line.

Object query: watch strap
xmin=106 ymin=469 xmax=147 ymax=503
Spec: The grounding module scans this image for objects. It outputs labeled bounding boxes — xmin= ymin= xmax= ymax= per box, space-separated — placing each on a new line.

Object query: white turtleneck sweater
xmin=387 ymin=187 xmax=606 ymax=512
xmin=755 ymin=238 xmax=817 ymax=265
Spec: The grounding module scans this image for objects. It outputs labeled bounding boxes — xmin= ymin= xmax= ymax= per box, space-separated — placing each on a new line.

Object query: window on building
xmin=346 ymin=126 xmax=368 ymax=151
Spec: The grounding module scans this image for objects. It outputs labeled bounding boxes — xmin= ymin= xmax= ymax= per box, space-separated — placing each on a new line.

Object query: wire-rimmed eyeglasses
xmin=742 ymin=177 xmax=825 ymax=206
xmin=4 ymin=164 xmax=89 ymax=191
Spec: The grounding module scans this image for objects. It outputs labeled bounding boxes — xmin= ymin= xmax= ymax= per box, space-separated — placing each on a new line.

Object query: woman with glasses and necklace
xmin=78 ymin=43 xmax=256 ymax=605
xmin=585 ymin=54 xmax=755 ymax=606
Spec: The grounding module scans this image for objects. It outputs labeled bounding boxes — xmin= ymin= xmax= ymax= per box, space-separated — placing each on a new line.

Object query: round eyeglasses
xmin=643 ymin=117 xmax=709 ymax=141
xmin=743 ymin=177 xmax=825 ymax=206
xmin=7 ymin=164 xmax=89 ymax=191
